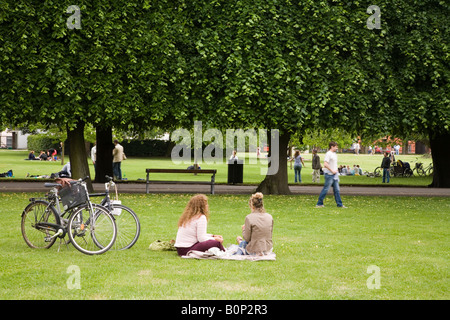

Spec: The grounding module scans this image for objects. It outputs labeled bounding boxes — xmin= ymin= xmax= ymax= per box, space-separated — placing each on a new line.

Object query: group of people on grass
xmin=289 ymin=147 xmax=365 ymax=184
xmin=27 ymin=149 xmax=58 ymax=161
xmin=338 ymin=164 xmax=364 ymax=176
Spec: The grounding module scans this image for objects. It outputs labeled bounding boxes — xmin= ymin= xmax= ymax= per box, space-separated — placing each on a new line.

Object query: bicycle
xmin=374 ymin=165 xmax=396 ymax=178
xmin=412 ymin=159 xmax=433 ymax=177
xmin=412 ymin=161 xmax=426 ymax=176
xmin=90 ymin=176 xmax=140 ymax=250
xmin=21 ymin=177 xmax=117 ymax=255
xmin=423 ymin=163 xmax=433 ymax=176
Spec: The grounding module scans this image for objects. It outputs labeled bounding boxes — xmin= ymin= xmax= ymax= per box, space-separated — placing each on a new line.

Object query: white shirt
xmin=91 ymin=146 xmax=96 ymax=162
xmin=174 ymin=215 xmax=214 ymax=248
xmin=323 ymin=150 xmax=338 ymax=174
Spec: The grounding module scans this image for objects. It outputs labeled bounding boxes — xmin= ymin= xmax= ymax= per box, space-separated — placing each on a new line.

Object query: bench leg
xmin=146 ymin=172 xmax=149 ymax=194
xmin=211 ymin=174 xmax=215 ymax=195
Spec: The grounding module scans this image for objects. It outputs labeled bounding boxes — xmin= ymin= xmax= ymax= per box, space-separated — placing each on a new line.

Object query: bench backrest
xmin=146 ymin=169 xmax=216 ymax=174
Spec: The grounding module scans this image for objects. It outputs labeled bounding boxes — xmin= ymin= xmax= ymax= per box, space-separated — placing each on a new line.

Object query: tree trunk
xmin=428 ymin=130 xmax=450 ymax=188
xmin=95 ymin=125 xmax=114 ymax=183
xmin=67 ymin=121 xmax=93 ymax=192
xmin=402 ymin=138 xmax=408 ymax=155
xmin=256 ymin=130 xmax=292 ymax=195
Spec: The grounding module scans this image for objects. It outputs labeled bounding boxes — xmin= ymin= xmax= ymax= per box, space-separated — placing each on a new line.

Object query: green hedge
xmin=121 ymin=140 xmax=170 ymax=157
xmin=27 ymin=135 xmax=61 ymax=152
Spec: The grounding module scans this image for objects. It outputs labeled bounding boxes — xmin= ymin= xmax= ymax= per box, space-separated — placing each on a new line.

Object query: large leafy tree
xmin=0 ymin=0 xmax=181 ymax=183
xmin=374 ymin=0 xmax=450 ymax=187
xmin=166 ymin=0 xmax=449 ymax=192
xmin=2 ymin=0 xmax=448 ymax=192
xmin=163 ymin=0 xmax=394 ymax=193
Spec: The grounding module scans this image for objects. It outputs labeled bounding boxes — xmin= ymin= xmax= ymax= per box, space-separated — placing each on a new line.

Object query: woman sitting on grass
xmin=174 ymin=194 xmax=225 ymax=256
xmin=236 ymin=192 xmax=274 ymax=256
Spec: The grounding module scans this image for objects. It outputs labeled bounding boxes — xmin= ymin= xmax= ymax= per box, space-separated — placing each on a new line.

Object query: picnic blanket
xmin=181 ymin=245 xmax=276 ymax=261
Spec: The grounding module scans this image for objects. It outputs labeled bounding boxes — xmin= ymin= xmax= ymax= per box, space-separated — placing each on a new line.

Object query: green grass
xmin=1 ymin=193 xmax=448 ymax=299
xmin=0 ymin=150 xmax=433 ymax=186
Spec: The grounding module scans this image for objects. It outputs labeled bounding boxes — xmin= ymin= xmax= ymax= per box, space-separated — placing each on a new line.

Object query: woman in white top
xmin=174 ymin=194 xmax=225 ymax=256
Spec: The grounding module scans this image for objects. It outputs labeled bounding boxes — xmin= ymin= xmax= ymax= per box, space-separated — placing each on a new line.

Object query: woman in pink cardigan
xmin=174 ymin=194 xmax=225 ymax=256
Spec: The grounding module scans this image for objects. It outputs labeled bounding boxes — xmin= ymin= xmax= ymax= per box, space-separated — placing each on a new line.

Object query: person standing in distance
xmin=112 ymin=139 xmax=124 ymax=180
xmin=311 ymin=149 xmax=321 ymax=183
xmin=316 ymin=141 xmax=347 ymax=208
xmin=91 ymin=142 xmax=97 ymax=170
xmin=381 ymin=151 xmax=391 ymax=183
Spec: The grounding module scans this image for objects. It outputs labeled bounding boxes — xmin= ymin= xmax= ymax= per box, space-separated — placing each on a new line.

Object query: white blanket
xmin=181 ymin=246 xmax=276 ymax=261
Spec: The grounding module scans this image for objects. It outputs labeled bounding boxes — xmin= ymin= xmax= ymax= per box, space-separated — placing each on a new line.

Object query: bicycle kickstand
xmin=57 ymin=237 xmax=71 ymax=253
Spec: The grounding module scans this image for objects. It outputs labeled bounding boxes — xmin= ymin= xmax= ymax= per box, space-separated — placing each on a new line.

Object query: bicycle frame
xmin=89 ymin=177 xmax=120 ymax=214
xmin=28 ymin=179 xmax=99 ymax=240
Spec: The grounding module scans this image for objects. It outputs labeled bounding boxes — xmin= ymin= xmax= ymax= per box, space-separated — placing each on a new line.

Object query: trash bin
xmin=227 ymin=160 xmax=243 ymax=184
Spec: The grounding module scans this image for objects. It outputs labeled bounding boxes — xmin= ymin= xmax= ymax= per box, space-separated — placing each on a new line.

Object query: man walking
xmin=316 ymin=141 xmax=347 ymax=208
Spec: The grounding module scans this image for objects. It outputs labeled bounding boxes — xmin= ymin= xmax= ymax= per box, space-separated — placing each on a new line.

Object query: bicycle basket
xmin=59 ymin=184 xmax=87 ymax=210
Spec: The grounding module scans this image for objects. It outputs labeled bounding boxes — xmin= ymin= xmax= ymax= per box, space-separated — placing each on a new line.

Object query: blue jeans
xmin=113 ymin=162 xmax=122 ymax=180
xmin=316 ymin=173 xmax=343 ymax=207
xmin=294 ymin=165 xmax=302 ymax=183
xmin=382 ymin=168 xmax=390 ymax=183
xmin=235 ymin=240 xmax=248 ymax=255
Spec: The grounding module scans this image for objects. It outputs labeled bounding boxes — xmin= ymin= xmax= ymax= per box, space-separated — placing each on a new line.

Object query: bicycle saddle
xmin=44 ymin=183 xmax=62 ymax=188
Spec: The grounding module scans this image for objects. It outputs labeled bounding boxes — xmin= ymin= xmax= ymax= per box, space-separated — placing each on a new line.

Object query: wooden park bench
xmin=145 ymin=169 xmax=217 ymax=194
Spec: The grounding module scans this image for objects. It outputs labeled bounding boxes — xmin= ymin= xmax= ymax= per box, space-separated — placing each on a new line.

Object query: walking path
xmin=0 ymin=181 xmax=449 ymax=197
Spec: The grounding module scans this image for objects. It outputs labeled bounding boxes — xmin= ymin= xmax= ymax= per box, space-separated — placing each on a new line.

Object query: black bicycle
xmin=90 ymin=176 xmax=140 ymax=250
xmin=413 ymin=160 xmax=433 ymax=177
xmin=21 ymin=177 xmax=117 ymax=255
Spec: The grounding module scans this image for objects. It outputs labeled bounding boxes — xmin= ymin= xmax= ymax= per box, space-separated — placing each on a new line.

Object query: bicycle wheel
xmin=374 ymin=167 xmax=382 ymax=177
xmin=68 ymin=204 xmax=117 ymax=255
xmin=404 ymin=168 xmax=413 ymax=177
xmin=110 ymin=204 xmax=140 ymax=250
xmin=389 ymin=167 xmax=395 ymax=177
xmin=21 ymin=200 xmax=60 ymax=249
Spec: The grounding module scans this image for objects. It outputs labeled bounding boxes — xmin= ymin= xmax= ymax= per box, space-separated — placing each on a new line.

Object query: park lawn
xmin=0 ymin=193 xmax=448 ymax=300
xmin=0 ymin=150 xmax=433 ymax=186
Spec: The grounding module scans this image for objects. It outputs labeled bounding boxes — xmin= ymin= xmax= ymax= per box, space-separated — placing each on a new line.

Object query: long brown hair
xmin=178 ymin=194 xmax=210 ymax=227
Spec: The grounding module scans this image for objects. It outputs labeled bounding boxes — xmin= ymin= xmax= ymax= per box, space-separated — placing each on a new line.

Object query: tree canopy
xmin=1 ymin=0 xmax=448 ymax=189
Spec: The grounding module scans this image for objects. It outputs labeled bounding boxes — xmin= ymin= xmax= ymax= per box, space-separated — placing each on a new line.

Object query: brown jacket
xmin=242 ymin=212 xmax=273 ymax=255
xmin=113 ymin=144 xmax=124 ymax=163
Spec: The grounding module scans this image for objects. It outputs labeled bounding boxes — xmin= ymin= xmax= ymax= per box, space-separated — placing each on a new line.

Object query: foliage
xmin=0 ymin=0 xmax=181 ymax=132
xmin=376 ymin=0 xmax=450 ymax=138
xmin=1 ymin=0 xmax=448 ymax=187
xmin=26 ymin=135 xmax=61 ymax=152
xmin=294 ymin=128 xmax=355 ymax=151
xmin=121 ymin=139 xmax=170 ymax=157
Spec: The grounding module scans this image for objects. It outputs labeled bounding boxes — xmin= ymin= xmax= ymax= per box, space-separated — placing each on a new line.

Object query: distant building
xmin=369 ymin=137 xmax=431 ymax=155
xmin=0 ymin=129 xmax=29 ymax=149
